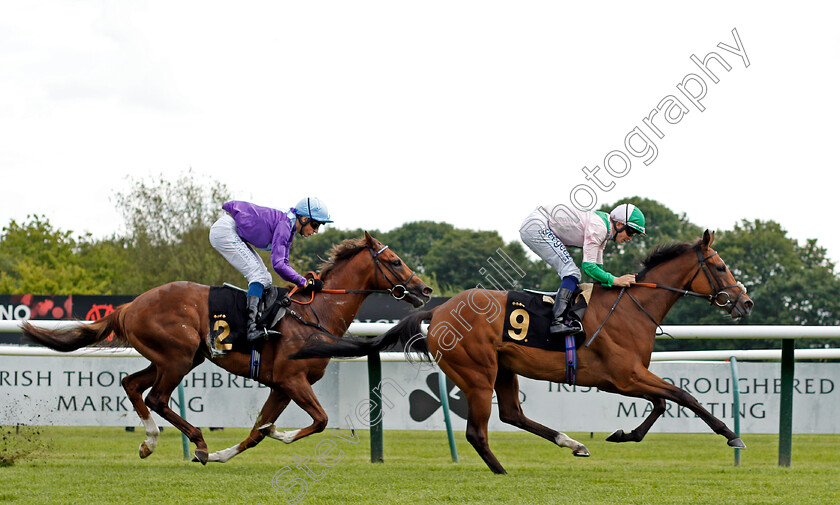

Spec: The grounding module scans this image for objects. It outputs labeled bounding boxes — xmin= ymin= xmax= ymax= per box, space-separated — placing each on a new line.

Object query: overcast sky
xmin=2 ymin=1 xmax=839 ymax=268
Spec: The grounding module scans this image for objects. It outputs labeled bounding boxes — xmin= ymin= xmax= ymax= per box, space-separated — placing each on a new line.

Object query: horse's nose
xmin=421 ymin=285 xmax=433 ymax=298
xmin=743 ymin=299 xmax=753 ymax=316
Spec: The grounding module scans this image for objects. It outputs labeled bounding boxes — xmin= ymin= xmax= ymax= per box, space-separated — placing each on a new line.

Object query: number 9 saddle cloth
xmin=501 ymin=284 xmax=593 ymax=352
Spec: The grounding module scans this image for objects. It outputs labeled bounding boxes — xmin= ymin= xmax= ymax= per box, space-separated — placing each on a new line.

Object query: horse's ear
xmin=703 ymin=229 xmax=714 ymax=247
xmin=364 ymin=231 xmax=375 ymax=246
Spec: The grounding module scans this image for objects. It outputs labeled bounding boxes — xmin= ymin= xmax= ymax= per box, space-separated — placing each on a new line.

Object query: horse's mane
xmin=317 ymin=237 xmax=369 ymax=277
xmin=636 ymin=239 xmax=702 ymax=281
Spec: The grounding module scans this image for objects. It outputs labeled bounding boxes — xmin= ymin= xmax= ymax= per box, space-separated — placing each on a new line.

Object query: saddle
xmin=501 ymin=284 xmax=592 ymax=352
xmin=207 ymin=284 xmax=290 ymax=356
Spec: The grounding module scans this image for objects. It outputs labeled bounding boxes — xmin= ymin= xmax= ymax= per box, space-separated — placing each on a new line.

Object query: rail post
xmin=437 ymin=369 xmax=459 ymax=462
xmin=778 ymin=338 xmax=795 ymax=467
xmin=177 ymin=382 xmax=190 ymax=460
xmin=368 ymin=351 xmax=384 ymax=463
xmin=729 ymin=356 xmax=741 ymax=467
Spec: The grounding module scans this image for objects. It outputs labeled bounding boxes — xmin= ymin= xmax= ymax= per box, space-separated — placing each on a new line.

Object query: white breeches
xmin=519 ymin=208 xmax=581 ymax=281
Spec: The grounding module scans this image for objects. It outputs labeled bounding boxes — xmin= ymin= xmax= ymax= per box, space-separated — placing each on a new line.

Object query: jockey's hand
xmin=613 ymin=274 xmax=636 ymax=288
xmin=301 ymin=278 xmax=324 ymax=295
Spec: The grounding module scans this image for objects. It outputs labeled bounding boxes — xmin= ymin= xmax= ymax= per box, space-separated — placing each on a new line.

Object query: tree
xmin=655 ymin=219 xmax=840 ymax=350
xmin=423 ymin=229 xmax=528 ymax=295
xmin=0 ymin=216 xmax=119 ymax=294
xmin=110 ymin=170 xmax=238 ymax=292
xmin=715 ymin=220 xmax=840 ymax=326
xmin=380 ymin=221 xmax=454 ymax=275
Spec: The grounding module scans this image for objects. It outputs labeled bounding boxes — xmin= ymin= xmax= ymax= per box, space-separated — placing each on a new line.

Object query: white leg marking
xmin=268 ymin=428 xmax=301 ymax=444
xmin=142 ymin=416 xmax=160 ymax=452
xmin=556 ymin=432 xmax=590 ymax=456
xmin=207 ymin=445 xmax=240 ymax=463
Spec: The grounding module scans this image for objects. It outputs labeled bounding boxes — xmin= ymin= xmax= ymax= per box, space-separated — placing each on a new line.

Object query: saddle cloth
xmin=207 ymin=285 xmax=289 ymax=355
xmin=501 ymin=284 xmax=592 ymax=352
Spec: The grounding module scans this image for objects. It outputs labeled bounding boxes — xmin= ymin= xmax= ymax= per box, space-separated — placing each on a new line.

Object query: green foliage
xmin=423 ymin=229 xmax=506 ymax=293
xmin=3 ymin=179 xmax=840 ymax=350
xmin=380 ymin=221 xmax=454 ymax=275
xmin=0 ymin=216 xmax=119 ymax=294
xmin=109 ymin=170 xmax=238 ymax=293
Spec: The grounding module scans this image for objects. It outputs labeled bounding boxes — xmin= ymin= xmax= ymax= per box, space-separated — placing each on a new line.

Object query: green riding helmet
xmin=610 ymin=203 xmax=646 ymax=236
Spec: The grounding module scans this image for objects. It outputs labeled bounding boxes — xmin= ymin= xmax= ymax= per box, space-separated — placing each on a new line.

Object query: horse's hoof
xmin=572 ymin=445 xmax=590 ymax=457
xmin=728 ymin=437 xmax=746 ymax=449
xmin=139 ymin=443 xmax=153 ymax=459
xmin=194 ymin=450 xmax=209 ymax=465
xmin=605 ymin=429 xmax=625 ymax=443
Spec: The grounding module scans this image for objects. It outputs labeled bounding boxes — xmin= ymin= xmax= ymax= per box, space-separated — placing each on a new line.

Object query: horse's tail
xmin=291 ymin=308 xmax=436 ymax=360
xmin=21 ymin=304 xmax=128 ymax=352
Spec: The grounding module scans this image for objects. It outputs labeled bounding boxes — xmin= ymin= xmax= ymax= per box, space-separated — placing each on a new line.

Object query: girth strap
xmin=249 ymin=347 xmax=261 ymax=381
xmin=565 ymin=334 xmax=577 ymax=385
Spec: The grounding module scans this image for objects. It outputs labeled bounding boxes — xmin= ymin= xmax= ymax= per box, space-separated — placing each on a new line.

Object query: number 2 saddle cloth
xmin=501 ymin=284 xmax=593 ymax=352
xmin=205 ymin=285 xmax=289 ymax=356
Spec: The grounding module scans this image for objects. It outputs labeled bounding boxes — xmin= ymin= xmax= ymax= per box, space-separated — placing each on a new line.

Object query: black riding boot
xmin=245 ymin=294 xmax=264 ymax=342
xmin=549 ymin=288 xmax=583 ymax=337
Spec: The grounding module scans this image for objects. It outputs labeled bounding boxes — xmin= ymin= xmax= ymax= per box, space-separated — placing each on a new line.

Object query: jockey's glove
xmin=302 ymin=278 xmax=324 ymax=295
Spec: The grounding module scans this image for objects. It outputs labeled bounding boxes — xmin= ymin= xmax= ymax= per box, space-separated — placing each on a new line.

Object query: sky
xmin=2 ymin=1 xmax=839 ymax=267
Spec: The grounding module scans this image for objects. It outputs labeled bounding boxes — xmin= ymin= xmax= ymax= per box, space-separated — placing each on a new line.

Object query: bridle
xmin=368 ymin=244 xmax=417 ymax=301
xmin=636 ymin=248 xmax=746 ymax=312
xmin=586 ymin=246 xmax=746 ymax=346
xmin=289 ymin=244 xmax=418 ymax=304
xmin=281 ymin=243 xmax=419 ymax=340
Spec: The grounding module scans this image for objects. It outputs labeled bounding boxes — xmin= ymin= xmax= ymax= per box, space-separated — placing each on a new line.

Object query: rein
xmin=585 ymin=247 xmax=746 ymax=346
xmin=283 ymin=244 xmax=417 ymax=336
xmin=288 ymin=244 xmax=416 ymax=304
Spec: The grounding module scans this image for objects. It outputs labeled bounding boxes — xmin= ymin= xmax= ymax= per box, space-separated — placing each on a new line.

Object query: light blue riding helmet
xmin=294 ymin=197 xmax=333 ymax=224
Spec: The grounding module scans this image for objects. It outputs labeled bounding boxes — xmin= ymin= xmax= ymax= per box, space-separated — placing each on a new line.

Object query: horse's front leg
xmin=265 ymin=372 xmax=328 ymax=444
xmin=606 ymin=367 xmax=745 ymax=448
xmin=202 ymin=388 xmax=291 ymax=463
xmin=606 ymin=396 xmax=666 ymax=443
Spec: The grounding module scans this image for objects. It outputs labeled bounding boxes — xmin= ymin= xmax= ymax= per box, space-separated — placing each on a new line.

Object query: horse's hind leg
xmin=439 ymin=359 xmax=507 ymax=474
xmin=145 ymin=366 xmax=211 ymax=464
xmin=494 ymin=367 xmax=589 ymax=457
xmin=203 ymin=389 xmax=291 ymax=463
xmin=463 ymin=384 xmax=507 ymax=474
xmin=122 ymin=364 xmax=160 ymax=458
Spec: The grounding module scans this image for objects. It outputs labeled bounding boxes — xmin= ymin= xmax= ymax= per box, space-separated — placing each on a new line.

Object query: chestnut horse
xmin=294 ymin=231 xmax=753 ymax=473
xmin=22 ymin=232 xmax=432 ymax=464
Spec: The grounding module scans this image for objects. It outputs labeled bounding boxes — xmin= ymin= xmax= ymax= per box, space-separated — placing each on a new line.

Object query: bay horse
xmin=22 ymin=232 xmax=432 ymax=464
xmin=294 ymin=230 xmax=753 ymax=473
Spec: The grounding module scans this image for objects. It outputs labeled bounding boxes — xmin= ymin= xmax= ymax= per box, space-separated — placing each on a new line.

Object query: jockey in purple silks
xmin=209 ymin=197 xmax=333 ymax=342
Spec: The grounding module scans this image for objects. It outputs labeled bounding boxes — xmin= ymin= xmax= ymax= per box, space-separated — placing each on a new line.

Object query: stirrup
xmin=248 ymin=327 xmax=281 ymax=342
xmin=550 ymin=319 xmax=583 ymax=337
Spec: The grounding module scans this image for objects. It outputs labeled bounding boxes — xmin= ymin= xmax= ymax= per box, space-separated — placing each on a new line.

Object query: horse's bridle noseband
xmin=370 ymin=245 xmax=417 ymax=300
xmin=684 ymin=249 xmax=746 ymax=313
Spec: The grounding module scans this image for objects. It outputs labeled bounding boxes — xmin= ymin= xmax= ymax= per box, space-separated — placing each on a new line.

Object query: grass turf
xmin=1 ymin=427 xmax=838 ymax=505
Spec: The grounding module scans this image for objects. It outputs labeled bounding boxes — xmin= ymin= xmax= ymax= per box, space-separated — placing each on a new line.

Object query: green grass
xmin=1 ymin=427 xmax=838 ymax=505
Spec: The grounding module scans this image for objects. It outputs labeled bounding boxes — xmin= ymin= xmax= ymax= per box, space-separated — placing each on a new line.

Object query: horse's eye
xmin=717 ymin=265 xmax=727 ymax=272
xmin=392 ymin=259 xmax=402 ymax=267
